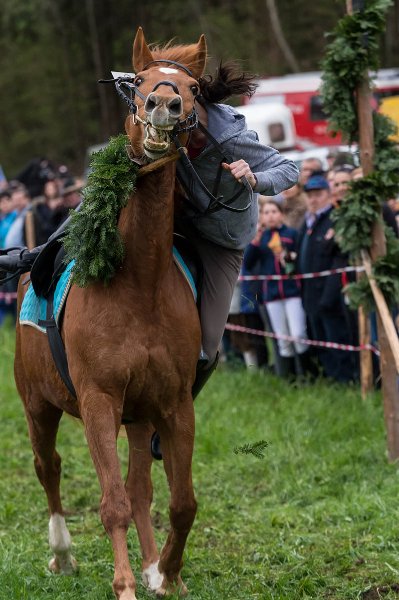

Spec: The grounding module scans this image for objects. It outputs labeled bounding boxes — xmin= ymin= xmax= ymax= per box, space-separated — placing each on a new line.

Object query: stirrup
xmin=151 ymin=432 xmax=163 ymax=461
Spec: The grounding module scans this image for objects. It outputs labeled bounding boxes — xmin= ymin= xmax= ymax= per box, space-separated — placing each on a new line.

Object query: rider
xmin=0 ymin=63 xmax=298 ymax=454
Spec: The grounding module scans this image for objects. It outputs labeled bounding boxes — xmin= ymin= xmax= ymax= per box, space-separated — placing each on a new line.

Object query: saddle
xmin=30 ymin=232 xmax=203 ymax=300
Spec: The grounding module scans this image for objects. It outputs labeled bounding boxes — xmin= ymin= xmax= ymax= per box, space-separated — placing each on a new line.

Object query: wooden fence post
xmin=348 ymin=1 xmax=399 ymax=460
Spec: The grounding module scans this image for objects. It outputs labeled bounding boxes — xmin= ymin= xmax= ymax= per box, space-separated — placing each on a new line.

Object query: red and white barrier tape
xmin=0 ymin=292 xmax=16 ymax=303
xmin=225 ymin=322 xmax=380 ymax=356
xmin=0 ymin=265 xmax=364 ymax=301
xmin=238 ymin=265 xmax=365 ymax=282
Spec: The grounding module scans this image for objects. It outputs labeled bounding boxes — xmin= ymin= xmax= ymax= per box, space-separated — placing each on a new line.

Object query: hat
xmin=61 ymin=177 xmax=83 ymax=196
xmin=304 ymin=173 xmax=330 ymax=192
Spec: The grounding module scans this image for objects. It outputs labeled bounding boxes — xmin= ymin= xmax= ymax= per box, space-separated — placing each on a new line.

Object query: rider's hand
xmin=222 ymin=160 xmax=257 ymax=189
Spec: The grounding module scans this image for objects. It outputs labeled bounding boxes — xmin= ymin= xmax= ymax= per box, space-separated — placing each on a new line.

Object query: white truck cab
xmin=235 ymin=102 xmax=297 ymax=151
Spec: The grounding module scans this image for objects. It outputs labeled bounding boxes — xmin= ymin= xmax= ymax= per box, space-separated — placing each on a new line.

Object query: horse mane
xmin=199 ymin=61 xmax=258 ymax=103
xmin=150 ymin=41 xmax=207 ymax=79
xmin=150 ymin=41 xmax=256 ymax=103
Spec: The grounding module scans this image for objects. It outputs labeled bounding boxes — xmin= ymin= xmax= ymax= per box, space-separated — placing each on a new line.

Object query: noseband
xmin=99 ymin=60 xmax=199 ymax=134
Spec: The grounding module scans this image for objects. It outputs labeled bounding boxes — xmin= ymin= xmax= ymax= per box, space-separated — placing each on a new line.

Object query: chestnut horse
xmin=14 ymin=28 xmax=207 ymax=599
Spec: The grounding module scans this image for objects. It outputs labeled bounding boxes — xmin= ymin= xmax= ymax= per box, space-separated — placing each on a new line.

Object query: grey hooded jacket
xmin=176 ymin=102 xmax=299 ymax=250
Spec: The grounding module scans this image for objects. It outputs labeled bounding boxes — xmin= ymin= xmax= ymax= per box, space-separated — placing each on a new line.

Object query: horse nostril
xmin=168 ymin=96 xmax=183 ymax=117
xmin=144 ymin=93 xmax=158 ymax=113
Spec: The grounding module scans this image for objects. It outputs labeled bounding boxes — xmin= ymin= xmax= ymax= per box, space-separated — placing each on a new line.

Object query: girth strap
xmin=38 ymin=293 xmax=77 ymax=399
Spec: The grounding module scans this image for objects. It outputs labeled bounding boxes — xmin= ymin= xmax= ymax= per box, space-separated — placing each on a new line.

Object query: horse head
xmin=125 ymin=27 xmax=207 ymax=161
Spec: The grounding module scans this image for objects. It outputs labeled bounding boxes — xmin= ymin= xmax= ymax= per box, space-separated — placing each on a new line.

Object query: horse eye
xmin=190 ymin=84 xmax=199 ymax=95
xmin=134 ymin=77 xmax=143 ymax=86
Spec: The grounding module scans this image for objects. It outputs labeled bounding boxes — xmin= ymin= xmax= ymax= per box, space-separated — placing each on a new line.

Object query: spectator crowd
xmin=1 ymin=151 xmax=399 ymax=387
xmin=0 ymin=158 xmax=82 ymax=326
xmin=224 ymin=152 xmax=399 ymax=385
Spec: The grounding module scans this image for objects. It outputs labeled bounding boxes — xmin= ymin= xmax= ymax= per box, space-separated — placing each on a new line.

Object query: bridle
xmin=99 ymin=59 xmax=199 ymax=135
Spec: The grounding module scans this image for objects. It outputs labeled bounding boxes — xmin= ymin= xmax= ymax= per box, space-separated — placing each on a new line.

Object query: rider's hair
xmin=199 ymin=61 xmax=257 ymax=103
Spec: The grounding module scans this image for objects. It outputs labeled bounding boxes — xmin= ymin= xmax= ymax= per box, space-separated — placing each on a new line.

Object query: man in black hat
xmin=297 ymin=172 xmax=357 ymax=383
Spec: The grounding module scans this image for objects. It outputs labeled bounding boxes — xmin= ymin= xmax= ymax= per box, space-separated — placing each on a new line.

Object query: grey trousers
xmin=177 ymin=220 xmax=244 ymax=364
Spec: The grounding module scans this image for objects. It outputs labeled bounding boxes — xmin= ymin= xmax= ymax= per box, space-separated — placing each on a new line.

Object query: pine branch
xmin=234 ymin=440 xmax=269 ymax=460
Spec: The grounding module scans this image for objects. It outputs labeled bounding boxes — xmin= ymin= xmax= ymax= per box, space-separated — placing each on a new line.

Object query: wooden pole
xmin=348 ymin=2 xmax=399 ymax=460
xmin=358 ymin=303 xmax=373 ymax=398
xmin=362 ymin=251 xmax=399 ymax=374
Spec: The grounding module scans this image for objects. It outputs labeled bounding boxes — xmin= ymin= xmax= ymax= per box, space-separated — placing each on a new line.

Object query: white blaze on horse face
xmin=142 ymin=561 xmax=163 ymax=591
xmin=159 ymin=67 xmax=179 ymax=74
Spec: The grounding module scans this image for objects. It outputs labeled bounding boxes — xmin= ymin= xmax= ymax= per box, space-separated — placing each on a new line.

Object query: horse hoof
xmin=142 ymin=561 xmax=163 ymax=591
xmin=48 ymin=554 xmax=79 ymax=575
xmin=155 ymin=577 xmax=188 ymax=597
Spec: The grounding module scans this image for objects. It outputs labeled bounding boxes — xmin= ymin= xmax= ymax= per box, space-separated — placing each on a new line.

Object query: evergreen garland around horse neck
xmin=63 ymin=135 xmax=139 ymax=287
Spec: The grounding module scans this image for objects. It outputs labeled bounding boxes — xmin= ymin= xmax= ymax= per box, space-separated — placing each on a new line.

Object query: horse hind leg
xmin=124 ymin=422 xmax=163 ymax=593
xmin=24 ymin=396 xmax=78 ymax=574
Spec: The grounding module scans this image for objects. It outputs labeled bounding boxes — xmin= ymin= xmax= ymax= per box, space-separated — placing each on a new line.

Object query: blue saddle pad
xmin=20 ymin=251 xmax=196 ymax=333
xmin=20 ymin=260 xmax=75 ymax=333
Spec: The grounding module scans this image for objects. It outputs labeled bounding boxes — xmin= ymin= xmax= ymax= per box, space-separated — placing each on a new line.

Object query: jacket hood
xmin=204 ymin=102 xmax=247 ymax=144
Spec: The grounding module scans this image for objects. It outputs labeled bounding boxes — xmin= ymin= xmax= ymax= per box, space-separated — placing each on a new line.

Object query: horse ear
xmin=133 ymin=27 xmax=154 ymax=72
xmin=192 ymin=34 xmax=207 ymax=79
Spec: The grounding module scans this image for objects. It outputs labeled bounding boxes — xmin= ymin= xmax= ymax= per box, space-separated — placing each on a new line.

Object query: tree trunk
xmin=85 ymin=0 xmax=110 ymax=139
xmin=265 ymin=0 xmax=300 ymax=73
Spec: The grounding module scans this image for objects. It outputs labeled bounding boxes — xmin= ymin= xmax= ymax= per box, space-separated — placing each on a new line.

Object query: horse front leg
xmin=81 ymin=391 xmax=136 ymax=600
xmin=124 ymin=421 xmax=163 ymax=592
xmin=156 ymin=400 xmax=197 ymax=596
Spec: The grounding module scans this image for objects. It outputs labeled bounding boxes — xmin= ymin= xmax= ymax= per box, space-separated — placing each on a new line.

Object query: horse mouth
xmin=143 ymin=124 xmax=173 ymax=159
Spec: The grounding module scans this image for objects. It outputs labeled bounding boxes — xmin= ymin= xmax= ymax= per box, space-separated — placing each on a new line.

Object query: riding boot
xmin=0 ymin=246 xmax=42 ymax=283
xmin=151 ymin=352 xmax=219 ymax=461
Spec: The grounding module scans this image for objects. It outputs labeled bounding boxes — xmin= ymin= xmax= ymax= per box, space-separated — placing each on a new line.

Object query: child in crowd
xmin=243 ymin=200 xmax=312 ymax=377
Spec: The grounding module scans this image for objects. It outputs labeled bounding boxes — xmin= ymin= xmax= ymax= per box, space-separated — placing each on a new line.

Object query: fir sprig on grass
xmin=63 ymin=135 xmax=139 ymax=287
xmin=234 ymin=440 xmax=269 ymax=460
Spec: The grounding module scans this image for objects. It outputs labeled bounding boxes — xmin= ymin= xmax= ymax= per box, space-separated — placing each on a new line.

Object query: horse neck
xmin=118 ymin=164 xmax=176 ymax=290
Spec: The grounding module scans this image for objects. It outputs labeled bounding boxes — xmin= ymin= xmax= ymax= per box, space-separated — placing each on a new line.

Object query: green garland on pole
xmin=63 ymin=135 xmax=139 ymax=287
xmin=320 ymin=0 xmax=399 ymax=309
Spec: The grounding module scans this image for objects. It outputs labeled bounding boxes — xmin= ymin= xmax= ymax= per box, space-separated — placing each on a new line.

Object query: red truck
xmin=244 ymin=69 xmax=399 ymax=146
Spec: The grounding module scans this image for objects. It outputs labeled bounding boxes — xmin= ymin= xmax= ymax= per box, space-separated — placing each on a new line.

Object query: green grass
xmin=1 ymin=324 xmax=399 ymax=599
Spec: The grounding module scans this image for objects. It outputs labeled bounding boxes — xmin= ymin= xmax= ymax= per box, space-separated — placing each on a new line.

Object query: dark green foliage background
xmin=1 ymin=0 xmax=398 ymax=177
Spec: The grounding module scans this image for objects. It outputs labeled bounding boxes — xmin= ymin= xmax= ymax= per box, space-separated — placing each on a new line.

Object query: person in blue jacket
xmin=244 ymin=199 xmax=312 ymax=377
